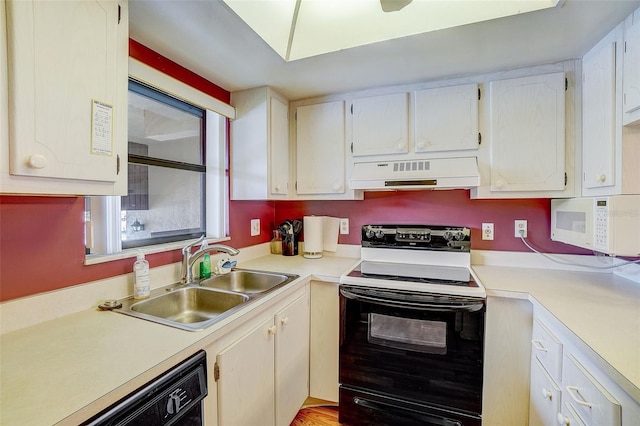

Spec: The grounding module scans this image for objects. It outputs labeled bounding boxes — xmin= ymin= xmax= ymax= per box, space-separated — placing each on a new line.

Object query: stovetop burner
xmin=340 ymin=224 xmax=486 ymax=298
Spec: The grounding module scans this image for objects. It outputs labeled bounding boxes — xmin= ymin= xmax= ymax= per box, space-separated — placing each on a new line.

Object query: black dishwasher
xmin=83 ymin=350 xmax=207 ymax=426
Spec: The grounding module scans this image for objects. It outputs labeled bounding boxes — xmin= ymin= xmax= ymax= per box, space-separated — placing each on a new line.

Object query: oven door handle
xmin=353 ymin=397 xmax=463 ymax=426
xmin=340 ymin=288 xmax=484 ymax=312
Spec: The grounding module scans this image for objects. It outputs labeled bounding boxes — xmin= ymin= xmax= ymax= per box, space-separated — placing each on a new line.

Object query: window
xmin=122 ymin=80 xmax=206 ymax=248
xmin=86 ymin=73 xmax=229 ymax=260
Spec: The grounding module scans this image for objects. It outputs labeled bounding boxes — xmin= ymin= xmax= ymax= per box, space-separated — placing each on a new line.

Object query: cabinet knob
xmin=267 ymin=325 xmax=277 ymax=335
xmin=557 ymin=413 xmax=570 ymax=425
xmin=333 ymin=184 xmax=344 ymax=192
xmin=397 ymin=143 xmax=407 ymax=151
xmin=27 ymin=154 xmax=48 ymax=169
xmin=596 ymin=174 xmax=607 ymax=183
xmin=417 ymin=141 xmax=426 ymax=149
xmin=542 ymin=387 xmax=553 ymax=400
xmin=495 ymin=179 xmax=506 ymax=189
xmin=281 ymin=317 xmax=289 ymax=326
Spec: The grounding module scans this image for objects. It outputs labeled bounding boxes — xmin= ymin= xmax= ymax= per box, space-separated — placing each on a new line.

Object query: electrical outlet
xmin=340 ymin=218 xmax=349 ymax=235
xmin=250 ymin=219 xmax=260 ymax=236
xmin=481 ymin=223 xmax=494 ymax=240
xmin=514 ymin=220 xmax=527 ymax=238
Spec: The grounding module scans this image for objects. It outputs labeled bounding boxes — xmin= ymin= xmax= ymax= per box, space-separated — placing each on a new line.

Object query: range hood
xmin=349 ymin=157 xmax=480 ymax=191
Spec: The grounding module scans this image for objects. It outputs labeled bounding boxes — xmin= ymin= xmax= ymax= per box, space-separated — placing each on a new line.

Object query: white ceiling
xmin=129 ymin=0 xmax=640 ymax=101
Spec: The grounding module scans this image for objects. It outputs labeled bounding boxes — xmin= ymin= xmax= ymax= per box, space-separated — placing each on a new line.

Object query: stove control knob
xmin=443 ymin=231 xmax=453 ymax=241
xmin=455 ymin=232 xmax=465 ymax=241
xmin=365 ymin=228 xmax=375 ymax=239
xmin=375 ymin=229 xmax=385 ymax=239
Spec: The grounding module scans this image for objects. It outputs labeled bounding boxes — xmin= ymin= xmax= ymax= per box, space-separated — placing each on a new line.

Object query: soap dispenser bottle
xmin=133 ymin=251 xmax=150 ymax=299
xmin=199 ymin=241 xmax=212 ymax=279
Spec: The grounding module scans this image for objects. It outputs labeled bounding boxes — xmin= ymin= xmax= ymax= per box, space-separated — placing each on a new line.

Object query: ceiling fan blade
xmin=380 ymin=0 xmax=413 ymax=13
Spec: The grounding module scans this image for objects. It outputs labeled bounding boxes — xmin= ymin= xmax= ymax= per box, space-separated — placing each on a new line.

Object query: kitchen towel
xmin=322 ymin=216 xmax=340 ymax=252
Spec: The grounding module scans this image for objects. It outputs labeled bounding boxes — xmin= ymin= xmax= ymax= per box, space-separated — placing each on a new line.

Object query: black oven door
xmin=339 ymin=285 xmax=485 ymax=424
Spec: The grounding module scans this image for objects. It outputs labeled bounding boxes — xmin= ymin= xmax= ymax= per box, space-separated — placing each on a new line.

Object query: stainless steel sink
xmin=112 ymin=269 xmax=299 ymax=331
xmin=201 ymin=269 xmax=296 ymax=294
xmin=131 ymin=287 xmax=249 ymax=324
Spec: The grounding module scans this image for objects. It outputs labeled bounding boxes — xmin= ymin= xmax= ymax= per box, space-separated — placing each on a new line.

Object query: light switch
xmin=250 ymin=219 xmax=260 ymax=236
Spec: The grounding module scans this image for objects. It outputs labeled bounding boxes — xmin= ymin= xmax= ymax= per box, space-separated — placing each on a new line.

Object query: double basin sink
xmin=114 ymin=269 xmax=299 ymax=331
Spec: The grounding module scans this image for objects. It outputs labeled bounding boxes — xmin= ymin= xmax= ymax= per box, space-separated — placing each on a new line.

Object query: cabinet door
xmin=623 ymin=12 xmax=640 ymax=122
xmin=275 ymin=294 xmax=310 ymax=426
xmin=309 ymin=281 xmax=339 ymax=402
xmin=217 ymin=316 xmax=276 ymax=426
xmin=489 ymin=72 xmax=566 ymax=192
xmin=414 ymin=84 xmax=479 ymax=153
xmin=270 ymin=95 xmax=289 ymax=196
xmin=529 ymin=359 xmax=561 ymax=426
xmin=296 ymin=101 xmax=346 ymax=195
xmin=231 ymin=87 xmax=289 ymax=200
xmin=482 ymin=296 xmax=533 ymax=425
xmin=6 ymin=0 xmax=124 ymax=183
xmin=582 ymin=42 xmax=616 ymax=191
xmin=351 ymin=92 xmax=409 ymax=157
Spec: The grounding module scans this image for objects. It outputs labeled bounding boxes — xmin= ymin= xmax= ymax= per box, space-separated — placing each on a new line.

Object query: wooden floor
xmin=290 ymin=399 xmax=340 ymax=426
xmin=290 ymin=406 xmax=340 ymax=426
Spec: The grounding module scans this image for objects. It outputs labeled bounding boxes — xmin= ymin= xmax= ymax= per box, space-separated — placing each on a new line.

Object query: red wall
xmin=274 ymin=190 xmax=589 ymax=254
xmin=0 ymin=41 xmax=588 ymax=302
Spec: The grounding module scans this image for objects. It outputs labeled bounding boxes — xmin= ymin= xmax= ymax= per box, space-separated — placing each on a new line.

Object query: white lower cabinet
xmin=215 ymin=287 xmax=309 ymax=426
xmin=529 ymin=309 xmax=638 ymax=426
xmin=309 ymin=280 xmax=340 ymax=402
xmin=482 ymin=296 xmax=533 ymax=425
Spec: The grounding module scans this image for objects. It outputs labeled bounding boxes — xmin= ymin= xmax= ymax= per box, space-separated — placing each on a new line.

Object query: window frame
xmin=122 ymin=79 xmax=207 ymax=249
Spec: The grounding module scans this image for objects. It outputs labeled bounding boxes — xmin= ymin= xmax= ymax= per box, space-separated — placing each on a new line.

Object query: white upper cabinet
xmin=623 ymin=8 xmax=640 ymax=125
xmin=582 ymin=30 xmax=618 ymax=195
xmin=231 ymin=86 xmax=289 ymax=200
xmin=414 ymin=84 xmax=479 ymax=153
xmin=3 ymin=0 xmax=128 ymax=195
xmin=295 ymin=100 xmax=361 ymax=199
xmin=582 ymin=17 xmax=640 ymax=196
xmin=351 ymin=92 xmax=409 ymax=157
xmin=486 ymin=72 xmax=566 ymax=193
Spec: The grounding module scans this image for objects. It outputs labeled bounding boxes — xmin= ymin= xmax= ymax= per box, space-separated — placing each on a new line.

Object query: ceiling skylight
xmin=222 ymin=0 xmax=562 ymax=61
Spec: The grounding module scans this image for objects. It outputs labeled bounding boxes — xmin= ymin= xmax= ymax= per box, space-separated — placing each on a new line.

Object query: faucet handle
xmin=182 ymin=235 xmax=206 ymax=255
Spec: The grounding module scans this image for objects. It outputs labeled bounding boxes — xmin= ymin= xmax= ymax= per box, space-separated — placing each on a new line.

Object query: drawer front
xmin=531 ymin=319 xmax=563 ymax=381
xmin=563 ymin=354 xmax=621 ymax=426
xmin=529 ymin=358 xmax=561 ymax=426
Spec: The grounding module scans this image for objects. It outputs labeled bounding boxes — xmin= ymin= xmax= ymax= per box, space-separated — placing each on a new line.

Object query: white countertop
xmin=1 ymin=252 xmax=638 ymax=425
xmin=473 ymin=265 xmax=640 ymax=402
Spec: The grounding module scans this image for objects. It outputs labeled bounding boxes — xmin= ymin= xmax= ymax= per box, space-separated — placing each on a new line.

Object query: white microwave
xmin=551 ymin=196 xmax=640 ymax=256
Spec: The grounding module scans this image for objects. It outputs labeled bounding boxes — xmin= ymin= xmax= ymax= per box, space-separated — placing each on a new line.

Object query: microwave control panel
xmin=593 ymin=199 xmax=609 ymax=251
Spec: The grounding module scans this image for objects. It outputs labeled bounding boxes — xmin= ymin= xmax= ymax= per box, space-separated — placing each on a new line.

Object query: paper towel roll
xmin=303 ymin=216 xmax=323 ymax=259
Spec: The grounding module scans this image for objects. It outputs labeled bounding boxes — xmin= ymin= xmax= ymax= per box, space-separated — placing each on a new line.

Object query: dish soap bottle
xmin=199 ymin=241 xmax=212 ymax=279
xmin=133 ymin=251 xmax=150 ymax=299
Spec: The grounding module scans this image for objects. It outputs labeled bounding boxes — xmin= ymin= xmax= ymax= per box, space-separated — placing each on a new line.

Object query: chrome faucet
xmin=180 ymin=236 xmax=240 ymax=284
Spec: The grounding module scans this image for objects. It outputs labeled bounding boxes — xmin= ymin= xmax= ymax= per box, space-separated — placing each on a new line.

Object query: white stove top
xmin=340 ymin=247 xmax=486 ymax=298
